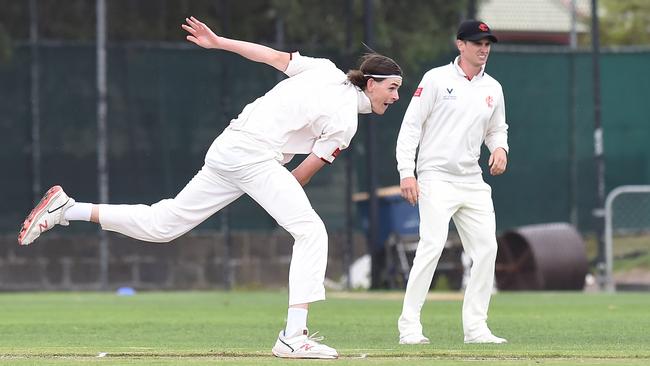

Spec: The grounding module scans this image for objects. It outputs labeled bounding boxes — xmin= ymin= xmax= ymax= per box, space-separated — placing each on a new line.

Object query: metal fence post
xmin=29 ymin=0 xmax=42 ymax=205
xmin=97 ymin=0 xmax=109 ymax=289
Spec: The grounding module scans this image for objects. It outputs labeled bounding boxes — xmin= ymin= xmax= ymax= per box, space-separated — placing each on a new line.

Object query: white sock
xmin=285 ymin=308 xmax=308 ymax=337
xmin=63 ymin=202 xmax=92 ymax=222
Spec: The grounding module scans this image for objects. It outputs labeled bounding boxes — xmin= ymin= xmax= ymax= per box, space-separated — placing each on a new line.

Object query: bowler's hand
xmin=182 ymin=16 xmax=221 ymax=49
xmin=488 ymin=147 xmax=508 ymax=176
xmin=400 ymin=177 xmax=419 ymax=206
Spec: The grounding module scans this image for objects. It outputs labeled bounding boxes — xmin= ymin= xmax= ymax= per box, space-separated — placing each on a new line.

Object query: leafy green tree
xmin=273 ymin=0 xmax=467 ymax=76
xmin=373 ymin=0 xmax=466 ymax=76
xmin=599 ymin=0 xmax=650 ymax=45
xmin=0 ymin=0 xmax=469 ymax=73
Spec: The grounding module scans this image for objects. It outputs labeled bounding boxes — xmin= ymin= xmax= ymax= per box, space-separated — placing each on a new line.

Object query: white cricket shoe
xmin=18 ymin=185 xmax=75 ymax=246
xmin=399 ymin=334 xmax=430 ymax=345
xmin=272 ymin=329 xmax=338 ymax=359
xmin=464 ymin=332 xmax=508 ymax=344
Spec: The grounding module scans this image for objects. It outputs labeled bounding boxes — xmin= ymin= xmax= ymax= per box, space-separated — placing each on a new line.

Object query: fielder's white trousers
xmin=98 ymin=133 xmax=328 ymax=306
xmin=398 ymin=179 xmax=498 ymax=339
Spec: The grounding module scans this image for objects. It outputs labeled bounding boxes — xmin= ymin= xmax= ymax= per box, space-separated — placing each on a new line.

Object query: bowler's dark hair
xmin=346 ymin=53 xmax=402 ymax=90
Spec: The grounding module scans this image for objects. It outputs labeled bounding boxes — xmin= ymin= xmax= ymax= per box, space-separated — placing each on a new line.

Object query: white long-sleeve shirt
xmin=206 ymin=52 xmax=371 ymax=171
xmin=396 ymin=56 xmax=509 ymax=183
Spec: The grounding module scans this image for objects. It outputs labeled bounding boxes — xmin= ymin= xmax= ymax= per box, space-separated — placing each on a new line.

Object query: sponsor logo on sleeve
xmin=413 ymin=87 xmax=423 ymax=97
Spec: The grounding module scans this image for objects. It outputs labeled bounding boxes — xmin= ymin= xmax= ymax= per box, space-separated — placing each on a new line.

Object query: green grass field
xmin=0 ymin=291 xmax=648 ymax=365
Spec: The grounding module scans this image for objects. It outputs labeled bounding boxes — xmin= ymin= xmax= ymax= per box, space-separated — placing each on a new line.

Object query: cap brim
xmin=462 ymin=33 xmax=498 ymax=43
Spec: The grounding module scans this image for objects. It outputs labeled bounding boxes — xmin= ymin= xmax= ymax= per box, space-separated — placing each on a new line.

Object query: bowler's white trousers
xmin=98 ymin=131 xmax=328 ymax=306
xmin=398 ymin=178 xmax=498 ymax=339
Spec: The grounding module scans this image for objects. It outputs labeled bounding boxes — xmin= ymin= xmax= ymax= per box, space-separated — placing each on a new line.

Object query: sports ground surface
xmin=0 ymin=291 xmax=648 ymax=365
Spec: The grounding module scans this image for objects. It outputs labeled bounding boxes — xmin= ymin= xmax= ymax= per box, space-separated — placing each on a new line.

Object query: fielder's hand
xmin=182 ymin=16 xmax=221 ymax=49
xmin=400 ymin=177 xmax=419 ymax=206
xmin=488 ymin=147 xmax=508 ymax=176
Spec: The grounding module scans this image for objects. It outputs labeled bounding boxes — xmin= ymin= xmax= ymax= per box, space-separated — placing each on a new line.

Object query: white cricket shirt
xmin=208 ymin=52 xmax=371 ymax=170
xmin=396 ymin=56 xmax=509 ymax=182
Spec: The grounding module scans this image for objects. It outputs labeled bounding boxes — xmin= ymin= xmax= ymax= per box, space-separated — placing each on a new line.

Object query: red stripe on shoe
xmin=17 ymin=186 xmax=62 ymax=244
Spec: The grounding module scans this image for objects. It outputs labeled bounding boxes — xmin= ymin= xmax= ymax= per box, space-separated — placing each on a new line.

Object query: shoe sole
xmin=17 ymin=185 xmax=64 ymax=245
xmin=399 ymin=335 xmax=430 ymax=345
xmin=464 ymin=340 xmax=507 ymax=344
xmin=464 ymin=338 xmax=507 ymax=344
xmin=399 ymin=340 xmax=430 ymax=345
xmin=272 ymin=348 xmax=338 ymax=359
xmin=272 ymin=351 xmax=337 ymax=359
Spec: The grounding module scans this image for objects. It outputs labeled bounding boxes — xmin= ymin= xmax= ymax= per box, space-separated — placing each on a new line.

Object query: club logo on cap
xmin=479 ymin=23 xmax=489 ymax=32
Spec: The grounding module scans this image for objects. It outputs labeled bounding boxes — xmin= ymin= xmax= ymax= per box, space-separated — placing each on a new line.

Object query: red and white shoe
xmin=18 ymin=185 xmax=75 ymax=246
xmin=272 ymin=329 xmax=338 ymax=359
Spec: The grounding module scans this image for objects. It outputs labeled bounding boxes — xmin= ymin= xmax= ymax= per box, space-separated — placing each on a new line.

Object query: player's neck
xmin=458 ymin=57 xmax=481 ymax=80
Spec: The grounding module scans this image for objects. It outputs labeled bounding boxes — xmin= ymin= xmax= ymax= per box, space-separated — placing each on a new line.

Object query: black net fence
xmin=2 ymin=43 xmax=650 ymax=236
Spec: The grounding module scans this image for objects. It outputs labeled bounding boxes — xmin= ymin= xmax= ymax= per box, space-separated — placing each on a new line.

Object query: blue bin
xmin=356 ymin=193 xmax=420 ymax=251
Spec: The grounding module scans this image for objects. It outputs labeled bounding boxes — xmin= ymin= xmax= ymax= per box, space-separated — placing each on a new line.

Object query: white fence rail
xmin=604 ymin=185 xmax=650 ymax=292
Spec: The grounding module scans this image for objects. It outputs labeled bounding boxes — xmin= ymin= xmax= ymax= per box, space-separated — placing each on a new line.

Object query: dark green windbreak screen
xmin=1 ymin=45 xmax=649 ymax=234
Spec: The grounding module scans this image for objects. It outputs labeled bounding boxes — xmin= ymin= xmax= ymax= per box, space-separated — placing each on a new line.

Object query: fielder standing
xmin=18 ymin=16 xmax=403 ymax=359
xmin=395 ymin=20 xmax=508 ymax=345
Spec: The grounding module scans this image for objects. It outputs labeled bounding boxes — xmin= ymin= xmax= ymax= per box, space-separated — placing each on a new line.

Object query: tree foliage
xmin=0 ymin=0 xmax=470 ymax=73
xmin=599 ymin=0 xmax=650 ymax=45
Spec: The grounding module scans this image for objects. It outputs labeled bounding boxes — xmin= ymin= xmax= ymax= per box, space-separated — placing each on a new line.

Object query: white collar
xmin=453 ymin=56 xmax=485 ymax=80
xmin=357 ymin=87 xmax=372 ymax=114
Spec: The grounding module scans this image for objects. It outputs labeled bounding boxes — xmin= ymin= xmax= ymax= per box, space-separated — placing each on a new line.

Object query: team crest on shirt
xmin=486 ymin=95 xmax=494 ymax=108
